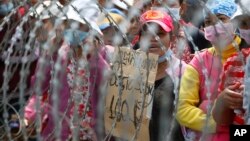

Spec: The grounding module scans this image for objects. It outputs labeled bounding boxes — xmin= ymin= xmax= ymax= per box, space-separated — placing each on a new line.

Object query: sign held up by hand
xmin=105 ymin=47 xmax=158 ymax=141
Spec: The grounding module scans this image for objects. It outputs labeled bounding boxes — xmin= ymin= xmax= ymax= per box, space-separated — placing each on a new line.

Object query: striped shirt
xmin=218 ymin=47 xmax=250 ymax=125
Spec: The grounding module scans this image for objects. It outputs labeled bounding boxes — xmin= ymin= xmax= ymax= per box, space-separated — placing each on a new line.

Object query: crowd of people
xmin=0 ymin=0 xmax=250 ymax=140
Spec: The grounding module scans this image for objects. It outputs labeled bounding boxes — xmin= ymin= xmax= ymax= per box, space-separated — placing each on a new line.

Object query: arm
xmin=212 ymin=97 xmax=234 ymax=125
xmin=24 ymin=94 xmax=49 ymax=124
xmin=212 ymin=55 xmax=244 ymax=125
xmin=176 ymin=65 xmax=216 ymax=133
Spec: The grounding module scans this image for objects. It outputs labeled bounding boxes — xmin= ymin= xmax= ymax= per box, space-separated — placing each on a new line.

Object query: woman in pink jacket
xmin=24 ymin=1 xmax=110 ymax=140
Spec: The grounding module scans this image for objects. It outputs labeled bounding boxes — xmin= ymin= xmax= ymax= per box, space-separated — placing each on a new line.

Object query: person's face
xmin=66 ymin=21 xmax=90 ymax=44
xmin=140 ymin=23 xmax=171 ymax=56
xmin=128 ymin=16 xmax=140 ymax=36
xmin=37 ymin=19 xmax=68 ymax=43
xmin=180 ymin=0 xmax=194 ymax=22
xmin=98 ymin=0 xmax=106 ymax=7
xmin=180 ymin=0 xmax=199 ymax=23
xmin=69 ymin=23 xmax=94 ymax=58
xmin=180 ymin=0 xmax=203 ymax=23
xmin=236 ymin=15 xmax=250 ymax=45
xmin=37 ymin=19 xmax=54 ymax=42
xmin=102 ymin=26 xmax=117 ymax=45
xmin=238 ymin=16 xmax=250 ymax=30
xmin=203 ymin=13 xmax=234 ymax=49
xmin=204 ymin=13 xmax=230 ymax=27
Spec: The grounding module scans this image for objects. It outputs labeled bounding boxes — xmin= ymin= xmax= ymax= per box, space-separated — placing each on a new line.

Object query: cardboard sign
xmin=105 ymin=47 xmax=158 ymax=141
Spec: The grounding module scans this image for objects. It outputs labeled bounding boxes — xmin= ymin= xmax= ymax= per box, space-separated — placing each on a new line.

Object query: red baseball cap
xmin=140 ymin=10 xmax=174 ymax=32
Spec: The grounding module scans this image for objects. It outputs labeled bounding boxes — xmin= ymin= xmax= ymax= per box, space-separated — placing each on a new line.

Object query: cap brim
xmin=66 ymin=6 xmax=103 ymax=35
xmin=144 ymin=20 xmax=172 ymax=32
xmin=30 ymin=1 xmax=103 ymax=35
xmin=112 ymin=0 xmax=128 ymax=10
xmin=99 ymin=23 xmax=111 ymax=30
xmin=106 ymin=8 xmax=126 ymax=17
xmin=90 ymin=21 xmax=103 ymax=35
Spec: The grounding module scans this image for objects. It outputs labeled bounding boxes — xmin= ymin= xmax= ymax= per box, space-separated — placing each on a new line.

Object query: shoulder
xmin=224 ymin=47 xmax=250 ymax=67
xmin=189 ymin=48 xmax=213 ymax=66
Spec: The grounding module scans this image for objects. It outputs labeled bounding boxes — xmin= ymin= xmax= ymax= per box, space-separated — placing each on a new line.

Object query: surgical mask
xmin=168 ymin=7 xmax=180 ymax=20
xmin=204 ymin=22 xmax=235 ymax=50
xmin=63 ymin=29 xmax=88 ymax=46
xmin=158 ymin=49 xmax=172 ymax=63
xmin=239 ymin=29 xmax=250 ymax=45
xmin=0 ymin=2 xmax=14 ymax=16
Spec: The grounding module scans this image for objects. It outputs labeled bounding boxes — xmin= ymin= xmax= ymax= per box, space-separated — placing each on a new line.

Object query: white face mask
xmin=204 ymin=22 xmax=236 ymax=51
xmin=239 ymin=29 xmax=250 ymax=45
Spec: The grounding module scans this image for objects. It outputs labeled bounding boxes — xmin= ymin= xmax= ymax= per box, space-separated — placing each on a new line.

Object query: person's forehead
xmin=205 ymin=13 xmax=228 ymax=20
xmin=239 ymin=17 xmax=250 ymax=28
xmin=239 ymin=15 xmax=250 ymax=23
xmin=41 ymin=18 xmax=54 ymax=25
xmin=102 ymin=26 xmax=116 ymax=33
xmin=66 ymin=19 xmax=90 ymax=32
xmin=216 ymin=14 xmax=230 ymax=19
xmin=142 ymin=23 xmax=164 ymax=32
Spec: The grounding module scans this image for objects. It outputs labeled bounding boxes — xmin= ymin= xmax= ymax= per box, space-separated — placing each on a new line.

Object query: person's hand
xmin=218 ymin=82 xmax=244 ymax=110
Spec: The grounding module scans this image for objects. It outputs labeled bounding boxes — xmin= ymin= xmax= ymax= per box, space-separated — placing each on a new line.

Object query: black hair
xmin=179 ymin=0 xmax=184 ymax=5
xmin=235 ymin=0 xmax=240 ymax=4
xmin=182 ymin=0 xmax=208 ymax=8
xmin=232 ymin=14 xmax=250 ymax=29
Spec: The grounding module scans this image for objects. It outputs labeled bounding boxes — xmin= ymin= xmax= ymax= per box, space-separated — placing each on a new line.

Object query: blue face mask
xmin=0 ymin=2 xmax=14 ymax=16
xmin=63 ymin=29 xmax=88 ymax=46
xmin=158 ymin=49 xmax=173 ymax=63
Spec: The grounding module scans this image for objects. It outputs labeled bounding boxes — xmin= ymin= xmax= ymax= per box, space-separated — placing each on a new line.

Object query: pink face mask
xmin=239 ymin=29 xmax=250 ymax=45
xmin=204 ymin=22 xmax=236 ymax=50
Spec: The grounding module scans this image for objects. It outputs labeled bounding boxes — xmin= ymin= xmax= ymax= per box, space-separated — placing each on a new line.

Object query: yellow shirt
xmin=176 ymin=36 xmax=241 ymax=133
